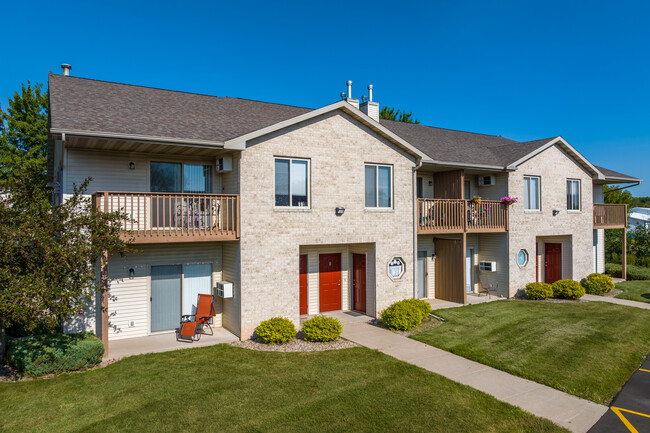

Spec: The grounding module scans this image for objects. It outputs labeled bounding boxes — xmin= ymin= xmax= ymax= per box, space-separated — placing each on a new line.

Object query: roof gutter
xmin=49 ymin=128 xmax=226 ymax=148
xmin=421 ymin=159 xmax=512 ymax=172
xmin=603 ymin=182 xmax=641 ymax=194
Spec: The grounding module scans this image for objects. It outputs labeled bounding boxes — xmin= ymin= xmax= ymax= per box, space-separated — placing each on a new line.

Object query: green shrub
xmin=381 ymin=299 xmax=432 ymax=331
xmin=606 ymin=263 xmax=650 ymax=281
xmin=552 ymin=279 xmax=585 ymax=300
xmin=301 ymin=316 xmax=342 ymax=342
xmin=255 ymin=317 xmax=296 ymax=344
xmin=525 ymin=282 xmax=553 ymax=300
xmin=6 ymin=332 xmax=104 ymax=376
xmin=583 ymin=273 xmax=615 ymax=295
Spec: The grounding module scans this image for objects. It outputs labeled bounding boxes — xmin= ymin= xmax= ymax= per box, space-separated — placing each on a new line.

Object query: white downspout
xmin=413 ymin=158 xmax=423 ymax=299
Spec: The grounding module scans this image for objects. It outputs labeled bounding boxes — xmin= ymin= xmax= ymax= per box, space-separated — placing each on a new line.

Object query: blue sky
xmin=2 ymin=1 xmax=648 ymax=195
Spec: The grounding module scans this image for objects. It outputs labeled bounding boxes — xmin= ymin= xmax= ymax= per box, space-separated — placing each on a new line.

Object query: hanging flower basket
xmin=500 ymin=196 xmax=518 ymax=206
xmin=471 ymin=196 xmax=482 ymax=205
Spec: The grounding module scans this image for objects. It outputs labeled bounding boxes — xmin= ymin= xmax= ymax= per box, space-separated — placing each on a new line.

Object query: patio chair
xmin=478 ymin=275 xmax=498 ymax=298
xmin=177 ymin=294 xmax=216 ymax=342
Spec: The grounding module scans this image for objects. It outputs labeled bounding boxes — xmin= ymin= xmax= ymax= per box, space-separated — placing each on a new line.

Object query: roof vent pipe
xmin=368 ymin=84 xmax=373 ymax=102
xmin=346 ymin=80 xmax=353 ymax=99
xmin=344 ymin=80 xmax=359 ymax=109
xmin=61 ymin=64 xmax=72 ymax=76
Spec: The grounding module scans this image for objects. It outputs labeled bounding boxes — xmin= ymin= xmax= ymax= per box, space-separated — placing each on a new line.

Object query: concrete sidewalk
xmin=331 ymin=312 xmax=607 ymax=433
xmin=583 ymin=294 xmax=650 ymax=310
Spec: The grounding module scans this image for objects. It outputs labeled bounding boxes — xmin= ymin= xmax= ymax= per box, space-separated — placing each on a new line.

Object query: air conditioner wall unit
xmin=478 ymin=175 xmax=496 ymax=186
xmin=216 ymin=156 xmax=233 ymax=172
xmin=216 ymin=282 xmax=233 ymax=298
xmin=479 ymin=261 xmax=497 ymax=272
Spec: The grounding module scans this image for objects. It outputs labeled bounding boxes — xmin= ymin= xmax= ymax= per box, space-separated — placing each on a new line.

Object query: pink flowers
xmin=500 ymin=196 xmax=518 ymax=205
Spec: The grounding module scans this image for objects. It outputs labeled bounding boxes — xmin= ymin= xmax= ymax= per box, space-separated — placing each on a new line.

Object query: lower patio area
xmin=106 ymin=327 xmax=239 ymax=360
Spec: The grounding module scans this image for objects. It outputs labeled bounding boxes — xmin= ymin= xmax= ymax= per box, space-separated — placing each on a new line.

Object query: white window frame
xmin=566 ymin=179 xmax=581 ymax=211
xmin=365 ymin=163 xmax=393 ymax=209
xmin=523 ymin=175 xmax=541 ymax=211
xmin=273 ymin=157 xmax=310 ymax=209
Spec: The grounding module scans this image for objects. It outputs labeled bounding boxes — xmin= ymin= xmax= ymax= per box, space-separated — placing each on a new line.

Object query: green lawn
xmin=615 ymin=280 xmax=650 ymax=303
xmin=0 ymin=345 xmax=565 ymax=433
xmin=412 ymin=300 xmax=650 ymax=404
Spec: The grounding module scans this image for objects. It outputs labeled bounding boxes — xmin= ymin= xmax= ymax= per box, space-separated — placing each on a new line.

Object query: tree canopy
xmin=379 ymin=106 xmax=420 ymax=124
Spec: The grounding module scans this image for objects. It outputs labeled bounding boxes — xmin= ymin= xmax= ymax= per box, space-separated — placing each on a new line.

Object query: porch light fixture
xmin=335 ymin=207 xmax=345 ymax=216
xmin=553 ymin=210 xmax=560 ymax=216
xmin=129 ymin=161 xmax=135 ymax=170
xmin=128 ymin=268 xmax=135 ymax=279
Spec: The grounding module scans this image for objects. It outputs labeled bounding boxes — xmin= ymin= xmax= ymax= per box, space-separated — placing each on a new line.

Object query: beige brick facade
xmin=507 ymin=144 xmax=594 ymax=296
xmin=237 ymin=111 xmax=417 ymax=338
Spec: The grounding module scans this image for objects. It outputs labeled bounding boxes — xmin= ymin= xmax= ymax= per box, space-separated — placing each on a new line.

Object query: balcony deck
xmin=418 ymin=198 xmax=509 ymax=234
xmin=593 ymin=204 xmax=627 ymax=229
xmin=94 ymin=192 xmax=240 ymax=243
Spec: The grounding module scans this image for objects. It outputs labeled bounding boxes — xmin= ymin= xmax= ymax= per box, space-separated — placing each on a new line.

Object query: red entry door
xmin=319 ymin=253 xmax=342 ymax=312
xmin=545 ymin=243 xmax=562 ymax=284
xmin=353 ymin=253 xmax=366 ymax=313
xmin=299 ymin=255 xmax=308 ymax=315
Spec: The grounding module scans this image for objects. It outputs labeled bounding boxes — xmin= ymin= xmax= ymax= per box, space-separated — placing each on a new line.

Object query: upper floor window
xmin=151 ymin=162 xmax=212 ymax=193
xmin=275 ymin=158 xmax=309 ymax=207
xmin=567 ymin=179 xmax=581 ymax=211
xmin=523 ymin=175 xmax=540 ymax=210
xmin=365 ymin=164 xmax=392 ymax=208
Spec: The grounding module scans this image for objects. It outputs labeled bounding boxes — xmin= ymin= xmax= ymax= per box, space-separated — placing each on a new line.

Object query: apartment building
xmin=47 ymin=71 xmax=640 ymax=353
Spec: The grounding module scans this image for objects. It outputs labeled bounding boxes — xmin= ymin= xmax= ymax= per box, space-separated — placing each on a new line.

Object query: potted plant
xmin=471 ymin=196 xmax=482 ymax=205
xmin=500 ymin=196 xmax=518 ymax=206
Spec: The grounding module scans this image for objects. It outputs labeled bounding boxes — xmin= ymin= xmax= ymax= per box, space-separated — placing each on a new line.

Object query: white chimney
xmin=345 ymin=80 xmax=359 ymax=109
xmin=360 ymin=84 xmax=380 ymax=122
xmin=61 ymin=64 xmax=72 ymax=76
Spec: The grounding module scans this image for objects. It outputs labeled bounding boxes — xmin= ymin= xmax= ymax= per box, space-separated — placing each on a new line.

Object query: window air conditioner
xmin=216 ymin=156 xmax=233 ymax=172
xmin=216 ymin=282 xmax=233 ymax=298
xmin=478 ymin=175 xmax=496 ymax=186
xmin=479 ymin=261 xmax=497 ymax=272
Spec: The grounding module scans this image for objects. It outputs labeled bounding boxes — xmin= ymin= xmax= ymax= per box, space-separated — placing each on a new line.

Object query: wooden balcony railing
xmin=93 ymin=192 xmax=240 ymax=243
xmin=418 ymin=198 xmax=509 ymax=234
xmin=593 ymin=204 xmax=627 ymax=229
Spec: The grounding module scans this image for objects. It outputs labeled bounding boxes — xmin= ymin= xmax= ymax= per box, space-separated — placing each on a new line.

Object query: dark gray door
xmin=417 ymin=251 xmax=427 ymax=298
xmin=151 ymin=265 xmax=182 ymax=332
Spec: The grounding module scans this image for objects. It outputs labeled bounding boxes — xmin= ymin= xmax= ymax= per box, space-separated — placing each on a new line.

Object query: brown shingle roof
xmin=594 ymin=165 xmax=641 ymax=182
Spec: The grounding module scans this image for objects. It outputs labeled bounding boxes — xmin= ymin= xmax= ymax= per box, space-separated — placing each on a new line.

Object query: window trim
xmin=566 ymin=178 xmax=581 ymax=212
xmin=523 ymin=175 xmax=541 ymax=212
xmin=273 ymin=156 xmax=311 ymax=209
xmin=517 ymin=249 xmax=529 ymax=267
xmin=150 ymin=161 xmax=213 ymax=193
xmin=365 ymin=163 xmax=394 ymax=210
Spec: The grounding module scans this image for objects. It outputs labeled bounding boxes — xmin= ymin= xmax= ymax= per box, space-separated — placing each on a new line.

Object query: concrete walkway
xmin=583 ymin=294 xmax=650 ymax=310
xmin=330 ymin=311 xmax=607 ymax=433
xmin=106 ymin=328 xmax=238 ymax=361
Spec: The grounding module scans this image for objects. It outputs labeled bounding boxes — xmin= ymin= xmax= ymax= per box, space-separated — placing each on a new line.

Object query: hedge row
xmin=605 ymin=263 xmax=650 ymax=281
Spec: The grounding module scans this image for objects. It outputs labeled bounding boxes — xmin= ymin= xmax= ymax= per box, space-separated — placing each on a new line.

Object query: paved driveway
xmin=589 ymin=354 xmax=650 ymax=433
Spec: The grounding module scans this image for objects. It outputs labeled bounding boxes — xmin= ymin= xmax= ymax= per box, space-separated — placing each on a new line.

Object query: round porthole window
xmin=387 ymin=257 xmax=406 ymax=280
xmin=517 ymin=249 xmax=529 ymax=267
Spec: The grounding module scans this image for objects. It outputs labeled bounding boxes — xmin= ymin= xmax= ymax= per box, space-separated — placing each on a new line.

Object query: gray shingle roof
xmin=47 ymin=74 xmax=641 ymax=183
xmin=594 ymin=165 xmax=641 ymax=182
xmin=48 ymin=73 xmax=311 ymax=143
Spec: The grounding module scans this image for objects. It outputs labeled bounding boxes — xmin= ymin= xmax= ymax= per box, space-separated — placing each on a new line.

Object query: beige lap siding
xmin=508 ymin=144 xmax=594 ymax=296
xmin=477 ymin=233 xmax=509 ymax=297
xmin=105 ymin=243 xmax=223 ymax=340
xmin=238 ymin=111 xmax=416 ymax=339
xmin=417 ymin=235 xmax=436 ymax=299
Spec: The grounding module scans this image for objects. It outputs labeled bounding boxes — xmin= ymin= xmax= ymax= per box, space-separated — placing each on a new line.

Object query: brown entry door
xmin=434 ymin=238 xmax=465 ymax=303
xmin=545 ymin=243 xmax=562 ymax=283
xmin=299 ymin=255 xmax=308 ymax=315
xmin=319 ymin=253 xmax=342 ymax=312
xmin=352 ymin=253 xmax=366 ymax=313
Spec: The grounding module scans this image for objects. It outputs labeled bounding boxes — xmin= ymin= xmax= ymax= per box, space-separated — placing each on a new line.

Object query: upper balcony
xmin=593 ymin=204 xmax=627 ymax=229
xmin=93 ymin=192 xmax=240 ymax=243
xmin=418 ymin=198 xmax=509 ymax=234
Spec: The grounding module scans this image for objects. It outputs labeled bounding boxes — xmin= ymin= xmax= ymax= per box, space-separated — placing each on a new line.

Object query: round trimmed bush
xmin=552 ymin=279 xmax=585 ymax=300
xmin=583 ymin=273 xmax=615 ymax=295
xmin=301 ymin=315 xmax=342 ymax=342
xmin=525 ymin=282 xmax=553 ymax=300
xmin=255 ymin=317 xmax=296 ymax=344
xmin=381 ymin=299 xmax=432 ymax=331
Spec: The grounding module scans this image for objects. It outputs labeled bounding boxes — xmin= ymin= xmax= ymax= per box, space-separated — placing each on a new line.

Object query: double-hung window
xmin=365 ymin=164 xmax=392 ymax=208
xmin=523 ymin=176 xmax=540 ymax=210
xmin=275 ymin=158 xmax=309 ymax=207
xmin=567 ymin=179 xmax=580 ymax=211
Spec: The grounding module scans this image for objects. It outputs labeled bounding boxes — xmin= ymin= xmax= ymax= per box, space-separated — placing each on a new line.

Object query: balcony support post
xmin=622 ymin=204 xmax=627 ymax=280
xmin=100 ymin=250 xmax=109 ymax=357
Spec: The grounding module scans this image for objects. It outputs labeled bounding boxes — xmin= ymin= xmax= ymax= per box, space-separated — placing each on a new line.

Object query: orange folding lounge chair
xmin=177 ymin=294 xmax=216 ymax=342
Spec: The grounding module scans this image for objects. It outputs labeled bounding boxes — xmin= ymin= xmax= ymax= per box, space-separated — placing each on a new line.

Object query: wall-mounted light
xmin=129 ymin=162 xmax=135 ymax=170
xmin=428 ymin=180 xmax=433 ymax=186
xmin=335 ymin=207 xmax=345 ymax=216
xmin=128 ymin=268 xmax=135 ymax=279
xmin=552 ymin=210 xmax=560 ymax=216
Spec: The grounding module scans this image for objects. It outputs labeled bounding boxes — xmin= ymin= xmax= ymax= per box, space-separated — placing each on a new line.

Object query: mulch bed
xmin=230 ymin=332 xmax=358 ymax=352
